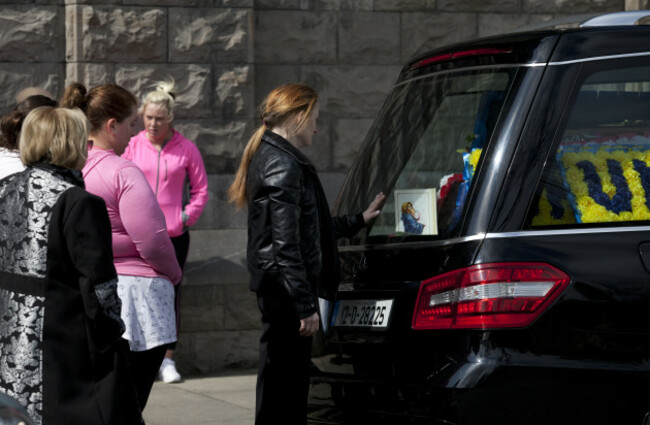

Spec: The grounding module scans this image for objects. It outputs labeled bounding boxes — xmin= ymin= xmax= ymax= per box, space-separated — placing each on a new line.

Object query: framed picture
xmin=394 ymin=188 xmax=438 ymax=235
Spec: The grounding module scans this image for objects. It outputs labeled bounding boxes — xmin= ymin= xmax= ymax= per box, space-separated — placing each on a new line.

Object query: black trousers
xmin=126 ymin=343 xmax=168 ymax=411
xmin=255 ymin=289 xmax=313 ymax=425
xmin=167 ymin=231 xmax=190 ymax=350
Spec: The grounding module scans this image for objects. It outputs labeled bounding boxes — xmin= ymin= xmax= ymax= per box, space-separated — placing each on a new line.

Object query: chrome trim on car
xmin=340 ymin=226 xmax=650 ymax=250
xmin=485 ymin=226 xmax=650 ymax=239
xmin=396 ymin=63 xmax=545 ymax=88
xmin=338 ymin=233 xmax=486 ymax=252
xmin=548 ymin=51 xmax=650 ymax=66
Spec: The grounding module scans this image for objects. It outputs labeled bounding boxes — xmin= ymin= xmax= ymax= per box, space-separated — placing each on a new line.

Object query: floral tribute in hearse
xmin=558 ymin=136 xmax=650 ymax=223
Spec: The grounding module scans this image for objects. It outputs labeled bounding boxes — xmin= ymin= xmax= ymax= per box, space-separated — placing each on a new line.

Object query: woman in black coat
xmin=0 ymin=106 xmax=142 ymax=425
xmin=228 ymin=83 xmax=385 ymax=425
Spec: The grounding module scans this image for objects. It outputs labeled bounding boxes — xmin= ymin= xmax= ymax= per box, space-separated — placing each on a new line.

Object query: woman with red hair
xmin=228 ymin=83 xmax=385 ymax=425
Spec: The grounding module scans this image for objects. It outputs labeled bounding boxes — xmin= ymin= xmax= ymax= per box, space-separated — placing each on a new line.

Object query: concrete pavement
xmin=143 ymin=370 xmax=257 ymax=425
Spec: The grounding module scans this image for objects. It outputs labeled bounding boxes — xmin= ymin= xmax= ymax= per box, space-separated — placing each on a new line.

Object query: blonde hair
xmin=20 ymin=106 xmax=90 ymax=170
xmin=140 ymin=78 xmax=176 ymax=122
xmin=227 ymin=83 xmax=318 ymax=209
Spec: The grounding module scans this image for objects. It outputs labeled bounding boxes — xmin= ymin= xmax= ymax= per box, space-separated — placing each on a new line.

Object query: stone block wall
xmin=0 ymin=0 xmax=634 ymax=375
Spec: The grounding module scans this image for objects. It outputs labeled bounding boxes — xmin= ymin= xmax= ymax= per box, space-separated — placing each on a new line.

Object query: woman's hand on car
xmin=299 ymin=312 xmax=320 ymax=337
xmin=363 ymin=192 xmax=387 ymax=224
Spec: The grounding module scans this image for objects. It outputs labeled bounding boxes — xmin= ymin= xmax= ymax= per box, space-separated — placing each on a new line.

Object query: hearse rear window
xmin=336 ymin=68 xmax=517 ymax=240
xmin=528 ymin=64 xmax=650 ymax=227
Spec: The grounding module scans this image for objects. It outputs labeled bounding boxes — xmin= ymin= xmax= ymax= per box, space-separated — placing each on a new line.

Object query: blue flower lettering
xmin=633 ymin=159 xmax=650 ymax=210
xmin=576 ymin=159 xmax=632 ymax=214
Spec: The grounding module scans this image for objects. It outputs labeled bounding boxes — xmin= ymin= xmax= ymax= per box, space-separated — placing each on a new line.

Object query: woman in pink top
xmin=123 ymin=79 xmax=208 ymax=383
xmin=61 ymin=82 xmax=182 ymax=411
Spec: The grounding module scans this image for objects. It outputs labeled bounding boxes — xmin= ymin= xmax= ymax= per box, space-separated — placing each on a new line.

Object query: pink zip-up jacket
xmin=123 ymin=130 xmax=209 ymax=238
xmin=83 ymin=146 xmax=182 ymax=285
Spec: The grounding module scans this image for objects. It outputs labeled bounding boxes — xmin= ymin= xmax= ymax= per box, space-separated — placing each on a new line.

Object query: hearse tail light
xmin=411 ymin=47 xmax=513 ymax=69
xmin=412 ymin=263 xmax=570 ymax=330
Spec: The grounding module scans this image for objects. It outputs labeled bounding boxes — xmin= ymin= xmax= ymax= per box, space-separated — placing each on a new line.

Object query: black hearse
xmin=309 ymin=11 xmax=650 ymax=425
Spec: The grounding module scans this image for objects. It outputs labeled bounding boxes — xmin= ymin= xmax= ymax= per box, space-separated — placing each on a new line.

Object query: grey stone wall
xmin=0 ymin=0 xmax=632 ymax=375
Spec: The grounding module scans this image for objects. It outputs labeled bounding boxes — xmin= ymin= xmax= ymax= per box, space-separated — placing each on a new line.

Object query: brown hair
xmin=227 ymin=83 xmax=318 ymax=209
xmin=60 ymin=82 xmax=137 ymax=132
xmin=20 ymin=106 xmax=90 ymax=170
xmin=0 ymin=95 xmax=58 ymax=151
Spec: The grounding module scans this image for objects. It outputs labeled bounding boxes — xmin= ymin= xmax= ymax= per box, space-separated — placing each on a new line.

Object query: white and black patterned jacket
xmin=0 ymin=163 xmax=138 ymax=425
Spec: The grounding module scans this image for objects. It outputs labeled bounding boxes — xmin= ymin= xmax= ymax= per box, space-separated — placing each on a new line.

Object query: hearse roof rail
xmin=515 ymin=10 xmax=650 ymax=32
xmin=581 ymin=10 xmax=650 ymax=27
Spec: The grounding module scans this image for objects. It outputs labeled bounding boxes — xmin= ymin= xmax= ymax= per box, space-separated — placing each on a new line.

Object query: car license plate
xmin=331 ymin=299 xmax=393 ymax=328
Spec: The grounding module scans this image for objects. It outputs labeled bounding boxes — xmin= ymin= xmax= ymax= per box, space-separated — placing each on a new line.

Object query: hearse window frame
xmin=523 ymin=53 xmax=650 ymax=232
xmin=334 ymin=63 xmax=537 ymax=246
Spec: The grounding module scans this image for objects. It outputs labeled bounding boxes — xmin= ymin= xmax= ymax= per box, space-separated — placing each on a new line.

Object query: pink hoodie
xmin=83 ymin=146 xmax=182 ymax=285
xmin=123 ymin=130 xmax=208 ymax=237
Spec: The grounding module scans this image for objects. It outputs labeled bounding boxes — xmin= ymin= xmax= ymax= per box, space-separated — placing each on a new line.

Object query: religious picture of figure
xmin=394 ymin=188 xmax=438 ymax=235
xmin=401 ymin=202 xmax=425 ymax=234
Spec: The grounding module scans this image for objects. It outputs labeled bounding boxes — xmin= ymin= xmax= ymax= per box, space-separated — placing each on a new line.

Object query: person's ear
xmin=106 ymin=118 xmax=117 ymax=135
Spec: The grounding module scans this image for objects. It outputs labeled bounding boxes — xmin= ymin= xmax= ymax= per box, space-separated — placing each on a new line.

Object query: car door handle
xmin=638 ymin=242 xmax=650 ymax=274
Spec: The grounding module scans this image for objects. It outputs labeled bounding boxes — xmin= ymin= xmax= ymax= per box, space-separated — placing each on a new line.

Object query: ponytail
xmin=60 ymin=82 xmax=89 ymax=114
xmin=60 ymin=82 xmax=137 ymax=132
xmin=0 ymin=111 xmax=25 ymax=150
xmin=227 ymin=125 xmax=266 ymax=209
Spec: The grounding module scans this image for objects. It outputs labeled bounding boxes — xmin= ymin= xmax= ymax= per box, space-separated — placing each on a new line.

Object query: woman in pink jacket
xmin=61 ymin=82 xmax=182 ymax=411
xmin=123 ymin=79 xmax=208 ymax=383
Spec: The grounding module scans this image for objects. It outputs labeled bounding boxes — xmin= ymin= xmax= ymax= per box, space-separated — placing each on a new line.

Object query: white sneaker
xmin=159 ymin=358 xmax=182 ymax=383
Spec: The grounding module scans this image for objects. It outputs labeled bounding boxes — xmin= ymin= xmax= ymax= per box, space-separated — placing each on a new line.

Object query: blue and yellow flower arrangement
xmin=531 ymin=186 xmax=576 ymax=226
xmin=465 ymin=148 xmax=482 ymax=177
xmin=558 ymin=143 xmax=650 ymax=223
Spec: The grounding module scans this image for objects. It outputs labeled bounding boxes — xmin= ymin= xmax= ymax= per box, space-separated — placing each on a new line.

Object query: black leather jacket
xmin=246 ymin=131 xmax=365 ymax=318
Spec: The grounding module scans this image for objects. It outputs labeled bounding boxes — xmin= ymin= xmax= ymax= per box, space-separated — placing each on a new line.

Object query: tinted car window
xmin=528 ymin=63 xmax=650 ymax=227
xmin=336 ymin=68 xmax=517 ymax=240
